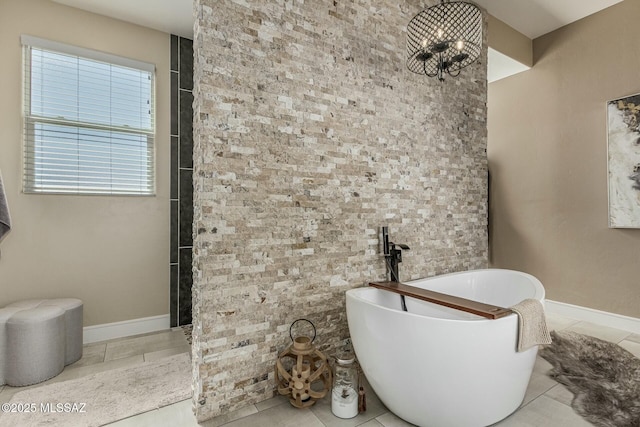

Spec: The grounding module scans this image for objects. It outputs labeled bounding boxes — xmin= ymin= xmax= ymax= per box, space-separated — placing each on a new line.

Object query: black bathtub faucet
xmin=381 ymin=226 xmax=410 ymax=312
xmin=381 ymin=226 xmax=410 ymax=282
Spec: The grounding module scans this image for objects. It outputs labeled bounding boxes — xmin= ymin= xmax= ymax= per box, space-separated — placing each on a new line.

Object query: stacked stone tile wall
xmin=192 ymin=0 xmax=488 ymax=421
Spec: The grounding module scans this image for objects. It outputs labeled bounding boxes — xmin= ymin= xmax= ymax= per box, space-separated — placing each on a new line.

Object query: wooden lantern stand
xmin=275 ymin=319 xmax=332 ymax=408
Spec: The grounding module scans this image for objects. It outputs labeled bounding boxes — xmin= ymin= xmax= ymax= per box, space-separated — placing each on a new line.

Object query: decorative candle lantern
xmin=275 ymin=319 xmax=332 ymax=408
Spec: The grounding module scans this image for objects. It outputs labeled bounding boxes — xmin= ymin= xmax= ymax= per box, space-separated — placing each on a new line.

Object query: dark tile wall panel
xmin=170 ymin=72 xmax=178 ymax=136
xmin=179 ymin=91 xmax=194 ymax=168
xmin=170 ymin=200 xmax=178 ymax=264
xmin=178 ymin=248 xmax=193 ymax=326
xmin=170 ymin=35 xmax=179 ymax=72
xmin=171 ymin=136 xmax=178 ymax=199
xmin=179 ymin=169 xmax=193 ymax=247
xmin=170 ymin=264 xmax=178 ymax=324
xmin=170 ymin=34 xmax=194 ymax=327
xmin=179 ymin=37 xmax=194 ymax=91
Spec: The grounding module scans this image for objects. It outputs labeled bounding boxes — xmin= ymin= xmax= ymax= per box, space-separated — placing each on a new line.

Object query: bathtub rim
xmin=346 ymin=268 xmax=545 ymax=324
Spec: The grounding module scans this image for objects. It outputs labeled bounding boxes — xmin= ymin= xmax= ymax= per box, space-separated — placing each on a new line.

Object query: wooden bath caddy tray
xmin=368 ymin=281 xmax=513 ymax=320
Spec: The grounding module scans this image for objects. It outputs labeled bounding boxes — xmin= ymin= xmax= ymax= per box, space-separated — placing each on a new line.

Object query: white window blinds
xmin=22 ymin=35 xmax=156 ymax=195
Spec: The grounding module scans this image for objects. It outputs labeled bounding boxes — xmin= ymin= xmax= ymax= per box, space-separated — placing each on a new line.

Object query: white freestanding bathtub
xmin=346 ymin=269 xmax=545 ymax=427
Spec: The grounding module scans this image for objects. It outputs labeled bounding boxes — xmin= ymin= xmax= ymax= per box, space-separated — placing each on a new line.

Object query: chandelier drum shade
xmin=407 ymin=0 xmax=482 ymax=81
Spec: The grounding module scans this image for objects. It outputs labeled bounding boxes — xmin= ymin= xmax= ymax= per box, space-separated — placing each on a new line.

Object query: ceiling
xmin=51 ymin=0 xmax=623 ymax=81
xmin=52 ymin=0 xmax=194 ymax=39
xmin=474 ymin=0 xmax=622 ymax=39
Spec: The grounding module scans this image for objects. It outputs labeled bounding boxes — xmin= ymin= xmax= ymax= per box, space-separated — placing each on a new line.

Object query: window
xmin=22 ymin=36 xmax=155 ymax=195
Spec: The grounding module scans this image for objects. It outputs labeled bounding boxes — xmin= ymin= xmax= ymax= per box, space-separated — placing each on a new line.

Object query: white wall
xmin=488 ymin=0 xmax=640 ymax=318
xmin=0 ymin=0 xmax=171 ymax=326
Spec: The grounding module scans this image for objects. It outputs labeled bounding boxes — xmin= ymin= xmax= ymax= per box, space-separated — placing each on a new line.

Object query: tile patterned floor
xmin=194 ymin=314 xmax=638 ymax=427
xmin=0 ymin=328 xmax=190 ymax=408
xmin=1 ymin=315 xmax=638 ymax=427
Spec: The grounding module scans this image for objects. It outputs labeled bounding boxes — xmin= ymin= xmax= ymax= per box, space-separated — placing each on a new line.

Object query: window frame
xmin=21 ymin=35 xmax=157 ymax=196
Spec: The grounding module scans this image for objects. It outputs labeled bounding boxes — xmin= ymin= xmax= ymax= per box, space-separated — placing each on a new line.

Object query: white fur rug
xmin=0 ymin=353 xmax=191 ymax=427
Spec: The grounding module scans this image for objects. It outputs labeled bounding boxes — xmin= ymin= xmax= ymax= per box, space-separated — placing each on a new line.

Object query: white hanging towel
xmin=511 ymin=298 xmax=552 ymax=352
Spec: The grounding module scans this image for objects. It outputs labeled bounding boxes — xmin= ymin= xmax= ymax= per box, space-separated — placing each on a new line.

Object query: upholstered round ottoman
xmin=42 ymin=299 xmax=83 ymax=365
xmin=6 ymin=298 xmax=83 ymax=366
xmin=4 ymin=299 xmax=47 ymax=310
xmin=6 ymin=306 xmax=65 ymax=386
xmin=0 ymin=307 xmax=25 ymax=386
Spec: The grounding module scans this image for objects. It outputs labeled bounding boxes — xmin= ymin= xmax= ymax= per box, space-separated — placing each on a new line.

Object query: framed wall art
xmin=607 ymin=93 xmax=640 ymax=228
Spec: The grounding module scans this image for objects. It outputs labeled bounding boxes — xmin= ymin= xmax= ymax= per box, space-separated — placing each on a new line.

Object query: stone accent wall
xmin=192 ymin=0 xmax=488 ymax=421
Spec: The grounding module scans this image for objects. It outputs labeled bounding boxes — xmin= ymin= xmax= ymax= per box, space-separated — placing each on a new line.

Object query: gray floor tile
xmin=544 ymin=383 xmax=574 ymax=406
xmin=521 ymin=371 xmax=557 ymax=406
xmin=618 ymin=339 xmax=640 ymax=358
xmin=254 ymin=395 xmax=288 ymax=412
xmin=626 ymin=333 xmax=640 ymax=344
xmin=375 ymin=411 xmax=416 ymax=426
xmin=105 ymin=330 xmax=188 ymax=361
xmin=106 ymin=399 xmax=199 ymax=427
xmin=70 ymin=342 xmax=106 ymax=368
xmin=545 ymin=313 xmax=580 ymax=331
xmin=532 ymin=355 xmax=553 ymax=375
xmin=98 ymin=329 xmax=174 ymax=345
xmin=144 ymin=344 xmax=191 ymax=362
xmin=0 ymin=383 xmax=39 ymax=402
xmin=212 ymin=403 xmax=324 ymax=427
xmin=199 ymin=403 xmax=259 ymax=427
xmin=564 ymin=321 xmax=631 ymax=343
xmin=1 ymin=379 xmax=50 ymax=402
xmin=493 ymin=395 xmax=591 ymax=426
xmin=60 ymin=354 xmax=144 ymax=381
xmin=83 ymin=341 xmax=107 ymax=352
xmin=105 ymin=340 xmax=148 ymax=361
xmin=142 ymin=330 xmax=189 ymax=347
xmin=357 ymin=420 xmax=385 ymax=427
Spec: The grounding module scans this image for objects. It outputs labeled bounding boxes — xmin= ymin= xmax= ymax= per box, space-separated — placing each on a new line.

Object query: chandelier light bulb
xmin=456 ymin=40 xmax=464 ymax=51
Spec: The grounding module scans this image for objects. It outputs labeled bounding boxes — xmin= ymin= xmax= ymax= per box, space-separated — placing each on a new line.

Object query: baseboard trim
xmin=83 ymin=314 xmax=171 ymax=344
xmin=546 ymin=300 xmax=640 ymax=335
